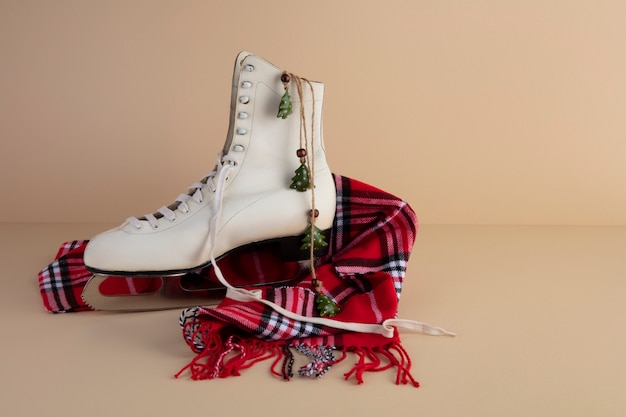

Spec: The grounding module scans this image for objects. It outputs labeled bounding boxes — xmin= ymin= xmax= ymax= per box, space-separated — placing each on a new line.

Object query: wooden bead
xmin=296 ymin=148 xmax=307 ymax=158
xmin=281 ymin=73 xmax=291 ymax=83
xmin=309 ymin=209 xmax=319 ymax=218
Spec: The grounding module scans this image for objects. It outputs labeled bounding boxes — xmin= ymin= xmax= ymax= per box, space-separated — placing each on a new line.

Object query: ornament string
xmin=279 ymin=72 xmax=338 ymax=316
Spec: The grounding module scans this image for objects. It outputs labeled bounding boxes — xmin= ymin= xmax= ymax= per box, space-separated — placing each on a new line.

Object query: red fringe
xmin=175 ymin=327 xmax=281 ymax=380
xmin=176 ymin=326 xmax=419 ymax=387
xmin=340 ymin=342 xmax=418 ymax=387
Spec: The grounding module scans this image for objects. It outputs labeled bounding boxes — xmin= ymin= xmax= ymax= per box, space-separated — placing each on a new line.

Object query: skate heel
xmin=278 ymin=229 xmax=331 ymax=262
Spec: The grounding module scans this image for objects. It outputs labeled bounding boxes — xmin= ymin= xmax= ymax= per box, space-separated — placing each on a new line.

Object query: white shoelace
xmin=126 ymin=153 xmax=236 ymax=230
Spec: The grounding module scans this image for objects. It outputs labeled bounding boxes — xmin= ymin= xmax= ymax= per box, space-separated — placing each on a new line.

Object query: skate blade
xmin=81 ymin=265 xmax=309 ymax=311
xmin=80 ymin=274 xmax=225 ymax=311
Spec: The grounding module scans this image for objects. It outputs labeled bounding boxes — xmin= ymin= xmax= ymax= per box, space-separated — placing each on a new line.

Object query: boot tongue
xmin=222 ymin=51 xmax=255 ymax=156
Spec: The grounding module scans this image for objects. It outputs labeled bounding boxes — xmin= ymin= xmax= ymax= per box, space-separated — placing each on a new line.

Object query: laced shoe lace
xmin=126 ymin=153 xmax=237 ymax=230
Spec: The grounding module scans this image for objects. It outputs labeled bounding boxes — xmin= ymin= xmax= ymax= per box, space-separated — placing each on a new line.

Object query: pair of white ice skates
xmin=82 ymin=51 xmax=336 ymax=311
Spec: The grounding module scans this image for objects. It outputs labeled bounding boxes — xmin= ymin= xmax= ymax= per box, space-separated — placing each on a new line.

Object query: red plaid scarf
xmin=38 ymin=175 xmax=446 ymax=386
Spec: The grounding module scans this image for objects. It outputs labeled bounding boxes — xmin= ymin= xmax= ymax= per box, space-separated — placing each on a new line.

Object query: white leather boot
xmin=83 ymin=51 xmax=335 ymax=285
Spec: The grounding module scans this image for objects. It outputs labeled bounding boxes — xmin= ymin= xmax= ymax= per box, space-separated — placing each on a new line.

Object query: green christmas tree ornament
xmin=315 ymin=293 xmax=341 ymax=317
xmin=290 ymin=163 xmax=310 ymax=192
xmin=301 ymin=224 xmax=328 ymax=251
xmin=277 ymin=88 xmax=293 ymax=119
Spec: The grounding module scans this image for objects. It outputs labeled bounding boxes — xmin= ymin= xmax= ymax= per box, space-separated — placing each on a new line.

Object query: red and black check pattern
xmin=38 ymin=175 xmax=422 ymax=386
xmin=177 ymin=174 xmax=420 ymax=384
xmin=38 ymin=240 xmax=92 ymax=313
xmin=180 ymin=174 xmax=417 ymax=345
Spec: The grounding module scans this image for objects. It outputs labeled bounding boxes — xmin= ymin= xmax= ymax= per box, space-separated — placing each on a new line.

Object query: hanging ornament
xmin=277 ymin=73 xmax=293 ymax=119
xmin=290 ymin=163 xmax=310 ymax=191
xmin=300 ymin=224 xmax=327 ymax=251
xmin=310 ymin=276 xmax=340 ymax=317
xmin=315 ymin=293 xmax=341 ymax=317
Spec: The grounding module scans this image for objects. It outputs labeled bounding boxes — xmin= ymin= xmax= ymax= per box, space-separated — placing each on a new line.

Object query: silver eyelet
xmin=237 ymin=112 xmax=248 ymax=119
xmin=241 ymin=81 xmax=252 ymax=88
xmin=239 ymin=96 xmax=250 ymax=104
xmin=236 ymin=128 xmax=247 ymax=135
xmin=233 ymin=144 xmax=245 ymax=152
xmin=243 ymin=64 xmax=254 ymax=72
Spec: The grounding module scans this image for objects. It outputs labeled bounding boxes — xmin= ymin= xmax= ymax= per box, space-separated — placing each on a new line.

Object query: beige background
xmin=1 ymin=1 xmax=626 ymax=417
xmin=2 ymin=0 xmax=625 ymax=225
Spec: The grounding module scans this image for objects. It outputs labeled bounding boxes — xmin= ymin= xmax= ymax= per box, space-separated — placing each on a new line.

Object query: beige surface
xmin=1 ymin=0 xmax=626 ymax=225
xmin=1 ymin=223 xmax=625 ymax=416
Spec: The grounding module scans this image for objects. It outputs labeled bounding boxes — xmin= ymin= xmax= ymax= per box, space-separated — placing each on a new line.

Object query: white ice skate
xmin=82 ymin=51 xmax=336 ymax=311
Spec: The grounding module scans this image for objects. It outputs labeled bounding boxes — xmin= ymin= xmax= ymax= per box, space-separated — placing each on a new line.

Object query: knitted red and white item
xmin=38 ymin=174 xmax=454 ymax=385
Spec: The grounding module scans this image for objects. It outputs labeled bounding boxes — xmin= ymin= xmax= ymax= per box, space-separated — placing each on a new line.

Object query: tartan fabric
xmin=38 ymin=242 xmax=162 ymax=313
xmin=38 ymin=174 xmax=421 ymax=385
xmin=177 ymin=174 xmax=420 ymax=384
xmin=38 ymin=240 xmax=93 ymax=313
